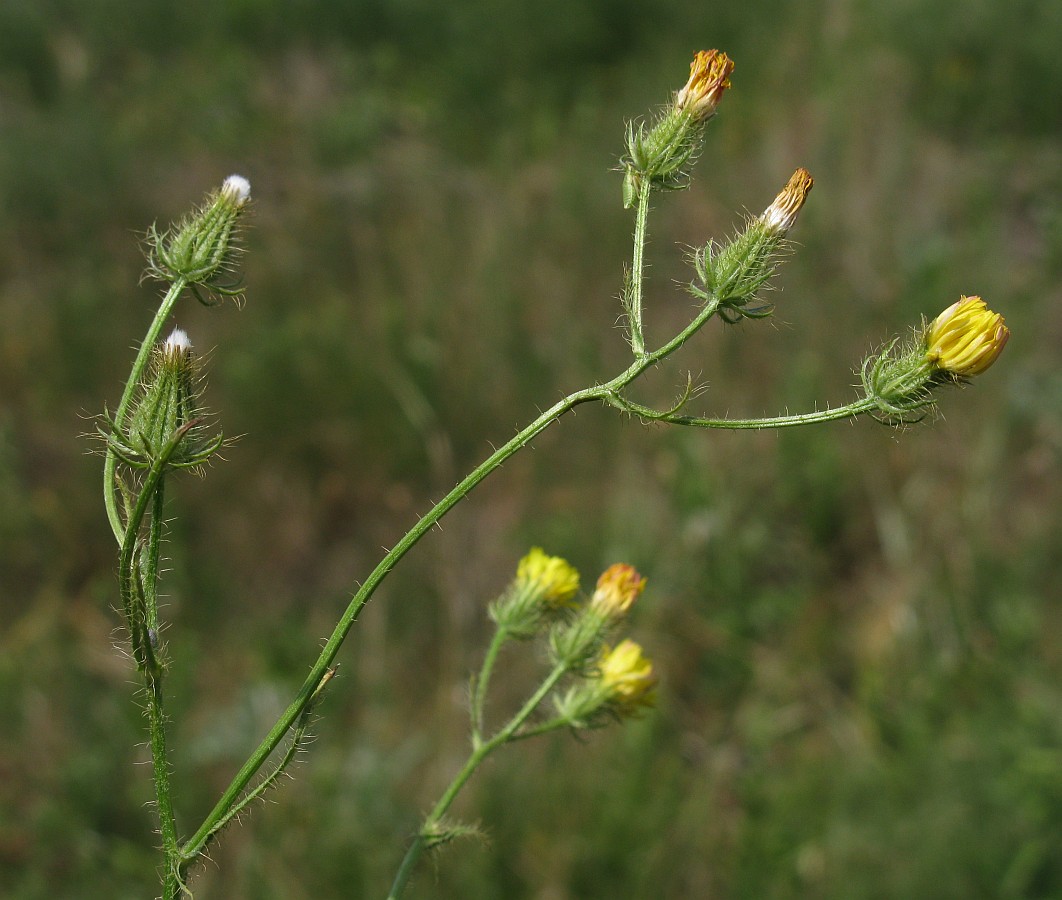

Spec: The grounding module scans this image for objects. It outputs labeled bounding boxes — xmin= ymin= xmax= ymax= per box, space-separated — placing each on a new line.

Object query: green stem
xmin=182 ymin=288 xmax=732 ymax=867
xmin=144 ymin=480 xmax=165 ymax=635
xmin=611 ymin=395 xmax=880 ymax=429
xmin=148 ymin=669 xmax=180 ymax=878
xmin=512 ymin=715 xmax=570 ymax=741
xmin=387 ymin=664 xmax=570 ymax=900
xmin=118 ymin=441 xmax=180 ymax=670
xmin=197 ymin=712 xmax=309 ymax=849
xmin=143 ymin=482 xmax=180 ymax=885
xmin=115 ymin=429 xmax=193 ymax=895
xmin=471 ymin=627 xmax=509 ymax=742
xmin=179 ymin=387 xmax=605 ymax=864
xmin=104 ymin=277 xmax=187 ymax=543
xmin=627 ymin=177 xmax=652 ymax=356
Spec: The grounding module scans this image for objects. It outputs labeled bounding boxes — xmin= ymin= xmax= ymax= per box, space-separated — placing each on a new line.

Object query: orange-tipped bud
xmin=761 ymin=168 xmax=814 ymax=236
xmin=674 ymin=50 xmax=735 ymax=122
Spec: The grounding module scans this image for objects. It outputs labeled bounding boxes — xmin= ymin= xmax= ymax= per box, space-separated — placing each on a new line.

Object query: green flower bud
xmin=102 ymin=329 xmax=223 ymax=471
xmin=147 ymin=175 xmax=251 ymax=301
xmin=622 ymin=51 xmax=734 ymax=203
xmin=689 ymin=169 xmax=813 ymax=321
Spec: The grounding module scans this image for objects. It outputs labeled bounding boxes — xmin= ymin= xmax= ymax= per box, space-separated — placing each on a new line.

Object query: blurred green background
xmin=2 ymin=0 xmax=1061 ymax=897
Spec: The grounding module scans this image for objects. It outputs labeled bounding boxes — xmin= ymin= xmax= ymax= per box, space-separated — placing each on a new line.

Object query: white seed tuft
xmin=165 ymin=328 xmax=192 ymax=352
xmin=221 ymin=174 xmax=251 ymax=205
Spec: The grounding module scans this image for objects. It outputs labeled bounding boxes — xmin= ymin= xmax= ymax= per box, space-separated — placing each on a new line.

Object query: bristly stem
xmin=103 ymin=276 xmax=187 ymax=543
xmin=608 ymin=395 xmax=881 ymax=429
xmin=150 ymin=667 xmax=181 ymax=898
xmin=178 ymin=386 xmax=605 ymax=865
xmin=627 ymin=176 xmax=652 ymax=356
xmin=180 ymin=276 xmax=883 ymax=871
xmin=386 ymin=662 xmax=570 ymax=900
xmin=114 ymin=429 xmax=192 ymax=897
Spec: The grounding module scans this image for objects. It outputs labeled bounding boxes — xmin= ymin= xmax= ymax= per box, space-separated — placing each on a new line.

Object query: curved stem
xmin=180 ymin=386 xmax=604 ymax=863
xmin=179 ymin=214 xmax=880 ymax=876
xmin=182 ymin=291 xmax=736 ymax=867
xmin=104 ymin=277 xmax=187 ymax=543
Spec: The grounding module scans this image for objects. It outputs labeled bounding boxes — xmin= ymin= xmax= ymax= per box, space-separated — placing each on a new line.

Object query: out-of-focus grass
xmin=1 ymin=1 xmax=1060 ymax=897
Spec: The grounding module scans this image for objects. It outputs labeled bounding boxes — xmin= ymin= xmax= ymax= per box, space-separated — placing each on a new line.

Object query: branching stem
xmin=180 ymin=274 xmax=880 ymax=875
xmin=387 ymin=663 xmax=570 ymax=900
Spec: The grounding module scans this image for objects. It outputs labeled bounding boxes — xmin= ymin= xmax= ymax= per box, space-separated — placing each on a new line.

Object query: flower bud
xmin=553 ymin=639 xmax=657 ymax=726
xmin=587 ymin=564 xmax=646 ymax=620
xmin=597 ymin=639 xmax=657 ymax=715
xmin=103 ymin=329 xmax=223 ymax=470
xmin=924 ymin=296 xmax=1009 ymax=377
xmin=148 ymin=175 xmax=251 ymax=300
xmin=549 ymin=564 xmax=646 ymax=669
xmin=761 ymin=168 xmax=814 ymax=237
xmin=623 ymin=51 xmax=734 ymax=203
xmin=517 ymin=547 xmax=581 ymax=606
xmin=861 ymin=295 xmax=1010 ymax=422
xmin=674 ymin=50 xmax=735 ymax=124
xmin=689 ymin=168 xmax=813 ymax=321
xmin=489 ymin=548 xmax=580 ymax=638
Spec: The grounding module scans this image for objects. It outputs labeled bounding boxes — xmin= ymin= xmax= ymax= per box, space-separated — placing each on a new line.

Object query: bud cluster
xmin=544 ymin=563 xmax=656 ymax=727
xmin=485 ymin=552 xmax=656 ymax=729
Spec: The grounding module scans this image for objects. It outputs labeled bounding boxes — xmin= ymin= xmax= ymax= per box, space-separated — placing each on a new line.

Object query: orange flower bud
xmin=674 ymin=50 xmax=735 ymax=122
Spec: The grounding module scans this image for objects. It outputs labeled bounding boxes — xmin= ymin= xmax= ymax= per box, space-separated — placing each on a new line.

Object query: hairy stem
xmin=115 ymin=432 xmax=192 ymax=895
xmin=627 ymin=177 xmax=653 ymax=356
xmin=610 ymin=395 xmax=880 ymax=429
xmin=387 ymin=663 xmax=570 ymax=900
xmin=104 ymin=277 xmax=187 ymax=543
xmin=149 ymin=670 xmax=180 ymax=884
xmin=180 ymin=386 xmax=605 ymax=863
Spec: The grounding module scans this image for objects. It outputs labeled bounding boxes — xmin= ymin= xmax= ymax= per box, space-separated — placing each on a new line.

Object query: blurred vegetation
xmin=1 ymin=0 xmax=1061 ymax=897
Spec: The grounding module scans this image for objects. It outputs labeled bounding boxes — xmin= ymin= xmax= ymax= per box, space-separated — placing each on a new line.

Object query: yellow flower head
xmin=516 ymin=547 xmax=580 ymax=608
xmin=925 ymin=296 xmax=1009 ymax=377
xmin=599 ymin=639 xmax=657 ymax=714
xmin=589 ymin=563 xmax=646 ymax=619
xmin=674 ymin=50 xmax=735 ymax=123
xmin=761 ymin=168 xmax=814 ymax=236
